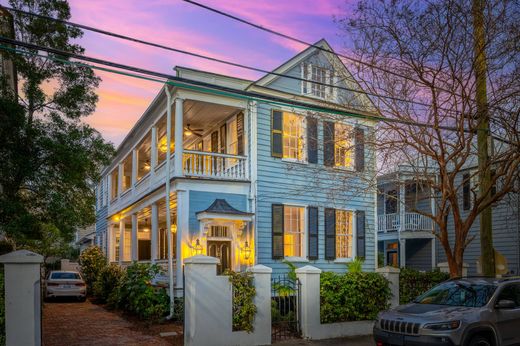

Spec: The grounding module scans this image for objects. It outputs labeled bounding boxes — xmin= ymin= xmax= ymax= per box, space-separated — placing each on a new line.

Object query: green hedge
xmin=0 ymin=267 xmax=4 ymax=346
xmin=399 ymin=268 xmax=449 ymax=304
xmin=320 ymin=271 xmax=390 ymax=323
xmin=93 ymin=263 xmax=124 ymax=304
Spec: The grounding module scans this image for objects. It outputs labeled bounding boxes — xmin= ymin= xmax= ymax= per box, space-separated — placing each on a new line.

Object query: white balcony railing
xmin=183 ymin=150 xmax=248 ymax=180
xmin=377 ymin=213 xmax=433 ymax=232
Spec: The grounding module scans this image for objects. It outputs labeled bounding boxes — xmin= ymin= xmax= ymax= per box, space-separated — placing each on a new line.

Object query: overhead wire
xmin=0 ymin=38 xmax=471 ymax=133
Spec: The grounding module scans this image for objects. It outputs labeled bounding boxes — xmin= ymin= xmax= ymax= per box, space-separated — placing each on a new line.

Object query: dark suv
xmin=374 ymin=277 xmax=520 ymax=346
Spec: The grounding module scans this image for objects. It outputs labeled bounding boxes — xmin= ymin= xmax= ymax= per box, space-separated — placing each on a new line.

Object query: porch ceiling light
xmin=243 ymin=241 xmax=251 ymax=260
xmin=184 ymin=128 xmax=193 ymax=137
xmin=170 ymin=224 xmax=177 ymax=233
xmin=143 ymin=161 xmax=151 ymax=171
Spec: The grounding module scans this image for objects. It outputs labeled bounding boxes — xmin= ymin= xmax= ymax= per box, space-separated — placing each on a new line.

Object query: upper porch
xmin=104 ymin=86 xmax=251 ymax=214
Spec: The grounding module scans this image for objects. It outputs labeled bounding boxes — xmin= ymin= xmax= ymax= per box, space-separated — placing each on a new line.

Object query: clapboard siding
xmin=405 ymin=239 xmax=432 ymax=271
xmin=436 ymin=173 xmax=520 ymax=275
xmin=188 ymin=190 xmax=248 ymax=235
xmin=254 ymin=101 xmax=376 ymax=277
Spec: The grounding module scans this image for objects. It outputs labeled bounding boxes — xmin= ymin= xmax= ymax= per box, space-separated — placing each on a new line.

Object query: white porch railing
xmin=183 ymin=150 xmax=248 ymax=180
xmin=377 ymin=213 xmax=433 ymax=232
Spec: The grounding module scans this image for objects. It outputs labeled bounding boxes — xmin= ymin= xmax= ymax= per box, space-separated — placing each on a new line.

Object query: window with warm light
xmin=121 ymin=154 xmax=132 ymax=192
xmin=283 ymin=112 xmax=306 ymax=161
xmin=284 ymin=206 xmax=305 ymax=257
xmin=110 ymin=169 xmax=118 ymax=200
xmin=112 ymin=223 xmax=120 ymax=262
xmin=137 ymin=131 xmax=152 ymax=181
xmin=334 ymin=123 xmax=354 ymax=169
xmin=336 ymin=210 xmax=354 ymax=259
xmin=122 ymin=221 xmax=131 ymax=262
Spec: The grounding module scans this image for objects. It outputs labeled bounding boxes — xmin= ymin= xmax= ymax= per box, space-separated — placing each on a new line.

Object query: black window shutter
xmin=211 ymin=131 xmax=219 ymax=152
xmin=323 ymin=121 xmax=335 ymax=167
xmin=324 ymin=208 xmax=336 ymax=260
xmin=219 ymin=124 xmax=227 ymax=153
xmin=237 ymin=112 xmax=244 ymax=155
xmin=307 ymin=117 xmax=318 ymax=164
xmin=356 ymin=210 xmax=366 ymax=259
xmin=271 ymin=110 xmax=283 ymax=158
xmin=272 ymin=204 xmax=284 ymax=259
xmin=355 ymin=127 xmax=365 ymax=172
xmin=308 ymin=206 xmax=318 ymax=260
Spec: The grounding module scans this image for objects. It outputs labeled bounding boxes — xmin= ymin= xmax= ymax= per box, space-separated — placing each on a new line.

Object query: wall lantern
xmin=143 ymin=218 xmax=150 ymax=232
xmin=243 ymin=241 xmax=251 ymax=260
xmin=194 ymin=238 xmax=203 ymax=255
xmin=170 ymin=224 xmax=177 ymax=233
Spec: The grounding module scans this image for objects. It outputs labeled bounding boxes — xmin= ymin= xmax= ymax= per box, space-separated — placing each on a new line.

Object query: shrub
xmin=93 ymin=264 xmax=124 ymax=303
xmin=227 ymin=270 xmax=257 ymax=333
xmin=79 ymin=246 xmax=107 ymax=292
xmin=320 ymin=271 xmax=390 ymax=323
xmin=117 ymin=262 xmax=169 ymax=322
xmin=399 ymin=268 xmax=449 ymax=304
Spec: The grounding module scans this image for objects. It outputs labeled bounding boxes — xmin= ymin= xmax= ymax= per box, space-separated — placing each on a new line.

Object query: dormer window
xmin=301 ymin=63 xmax=336 ymax=100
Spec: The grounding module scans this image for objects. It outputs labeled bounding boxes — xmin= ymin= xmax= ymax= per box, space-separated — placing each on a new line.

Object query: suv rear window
xmin=50 ymin=272 xmax=81 ymax=280
xmin=415 ymin=281 xmax=497 ymax=307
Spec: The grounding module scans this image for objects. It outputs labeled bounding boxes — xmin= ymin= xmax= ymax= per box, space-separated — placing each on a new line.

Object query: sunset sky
xmin=65 ymin=0 xmax=355 ymax=146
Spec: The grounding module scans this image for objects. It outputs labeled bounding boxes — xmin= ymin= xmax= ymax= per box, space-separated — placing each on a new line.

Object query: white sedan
xmin=45 ymin=271 xmax=86 ymax=301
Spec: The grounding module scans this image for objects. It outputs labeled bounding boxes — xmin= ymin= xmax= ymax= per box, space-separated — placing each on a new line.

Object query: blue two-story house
xmin=94 ymin=39 xmax=378 ymax=286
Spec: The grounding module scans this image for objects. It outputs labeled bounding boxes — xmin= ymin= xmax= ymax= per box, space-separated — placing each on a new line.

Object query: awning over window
xmin=196 ymin=199 xmax=253 ymax=221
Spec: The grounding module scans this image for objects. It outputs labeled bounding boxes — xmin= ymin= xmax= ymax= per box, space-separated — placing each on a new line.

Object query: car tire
xmin=78 ymin=296 xmax=86 ymax=302
xmin=468 ymin=335 xmax=493 ymax=346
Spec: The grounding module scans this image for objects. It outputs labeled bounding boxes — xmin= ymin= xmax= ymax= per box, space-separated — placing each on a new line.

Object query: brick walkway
xmin=43 ymin=299 xmax=177 ymax=346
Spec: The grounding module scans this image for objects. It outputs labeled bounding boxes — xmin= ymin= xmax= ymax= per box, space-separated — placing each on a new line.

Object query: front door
xmin=207 ymin=240 xmax=231 ymax=275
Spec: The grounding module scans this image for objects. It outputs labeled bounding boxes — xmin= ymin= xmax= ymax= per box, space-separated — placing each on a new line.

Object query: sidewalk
xmin=277 ymin=335 xmax=373 ymax=346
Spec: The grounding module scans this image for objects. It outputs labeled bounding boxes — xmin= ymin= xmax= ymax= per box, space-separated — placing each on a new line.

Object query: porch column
xmin=399 ymin=181 xmax=406 ymax=231
xmin=119 ymin=219 xmax=124 ymax=264
xmin=399 ymin=238 xmax=406 ymax=268
xmin=151 ymin=203 xmax=159 ymax=262
xmin=131 ymin=213 xmax=138 ymax=261
xmin=117 ymin=163 xmax=123 ymax=198
xmin=131 ymin=149 xmax=138 ymax=187
xmin=151 ymin=126 xmax=158 ymax=172
xmin=174 ymin=98 xmax=184 ymax=177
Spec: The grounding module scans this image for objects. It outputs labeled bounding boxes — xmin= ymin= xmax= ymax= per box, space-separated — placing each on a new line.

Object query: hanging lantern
xmin=243 ymin=240 xmax=251 ymax=260
xmin=194 ymin=238 xmax=203 ymax=255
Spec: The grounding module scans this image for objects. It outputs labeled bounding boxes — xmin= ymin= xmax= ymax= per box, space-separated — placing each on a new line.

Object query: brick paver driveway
xmin=43 ymin=299 xmax=174 ymax=346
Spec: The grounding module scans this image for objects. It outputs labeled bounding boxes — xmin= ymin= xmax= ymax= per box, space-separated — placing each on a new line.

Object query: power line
xmin=3 ymin=5 xmax=442 ymax=111
xmin=0 ymin=38 xmax=470 ymax=133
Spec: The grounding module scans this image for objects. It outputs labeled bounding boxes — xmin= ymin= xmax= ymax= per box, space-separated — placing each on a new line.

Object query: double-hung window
xmin=283 ymin=112 xmax=306 ymax=161
xmin=283 ymin=206 xmax=305 ymax=257
xmin=311 ymin=65 xmax=327 ymax=98
xmin=302 ymin=63 xmax=335 ymax=100
xmin=335 ymin=210 xmax=355 ymax=259
xmin=334 ymin=123 xmax=354 ymax=169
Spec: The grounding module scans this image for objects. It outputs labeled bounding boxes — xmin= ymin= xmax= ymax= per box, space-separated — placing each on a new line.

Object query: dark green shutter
xmin=211 ymin=131 xmax=219 ymax=152
xmin=272 ymin=204 xmax=284 ymax=259
xmin=307 ymin=116 xmax=318 ymax=164
xmin=324 ymin=208 xmax=336 ymax=260
xmin=219 ymin=124 xmax=227 ymax=153
xmin=308 ymin=206 xmax=318 ymax=260
xmin=237 ymin=112 xmax=244 ymax=155
xmin=355 ymin=127 xmax=365 ymax=172
xmin=271 ymin=110 xmax=283 ymax=158
xmin=356 ymin=210 xmax=366 ymax=259
xmin=323 ymin=121 xmax=335 ymax=167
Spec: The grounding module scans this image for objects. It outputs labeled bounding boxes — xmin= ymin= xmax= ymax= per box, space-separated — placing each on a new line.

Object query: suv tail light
xmin=75 ymin=282 xmax=86 ymax=287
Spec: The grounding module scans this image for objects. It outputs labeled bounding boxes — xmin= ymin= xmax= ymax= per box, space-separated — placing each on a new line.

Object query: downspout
xmin=164 ymin=85 xmax=175 ymax=319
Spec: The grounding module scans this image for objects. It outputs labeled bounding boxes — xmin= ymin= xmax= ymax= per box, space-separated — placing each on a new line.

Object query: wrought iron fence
xmin=271 ymin=275 xmax=301 ymax=342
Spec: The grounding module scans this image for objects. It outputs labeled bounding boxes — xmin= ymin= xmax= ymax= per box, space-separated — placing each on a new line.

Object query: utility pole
xmin=472 ymin=0 xmax=495 ymax=277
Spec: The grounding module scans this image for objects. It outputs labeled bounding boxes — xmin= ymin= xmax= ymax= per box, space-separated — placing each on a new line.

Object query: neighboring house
xmin=75 ymin=225 xmax=96 ymax=253
xmin=377 ymin=166 xmax=437 ymax=271
xmin=95 ymin=39 xmax=378 ymax=287
xmin=377 ymin=164 xmax=520 ymax=275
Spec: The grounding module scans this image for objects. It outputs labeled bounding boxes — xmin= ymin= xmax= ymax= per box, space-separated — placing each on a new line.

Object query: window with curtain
xmin=284 ymin=206 xmax=305 ymax=257
xmin=335 ymin=210 xmax=354 ymax=259
xmin=334 ymin=123 xmax=353 ymax=169
xmin=283 ymin=112 xmax=306 ymax=161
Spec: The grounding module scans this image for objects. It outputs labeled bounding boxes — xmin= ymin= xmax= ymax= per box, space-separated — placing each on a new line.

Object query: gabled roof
xmin=196 ymin=199 xmax=252 ymax=216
